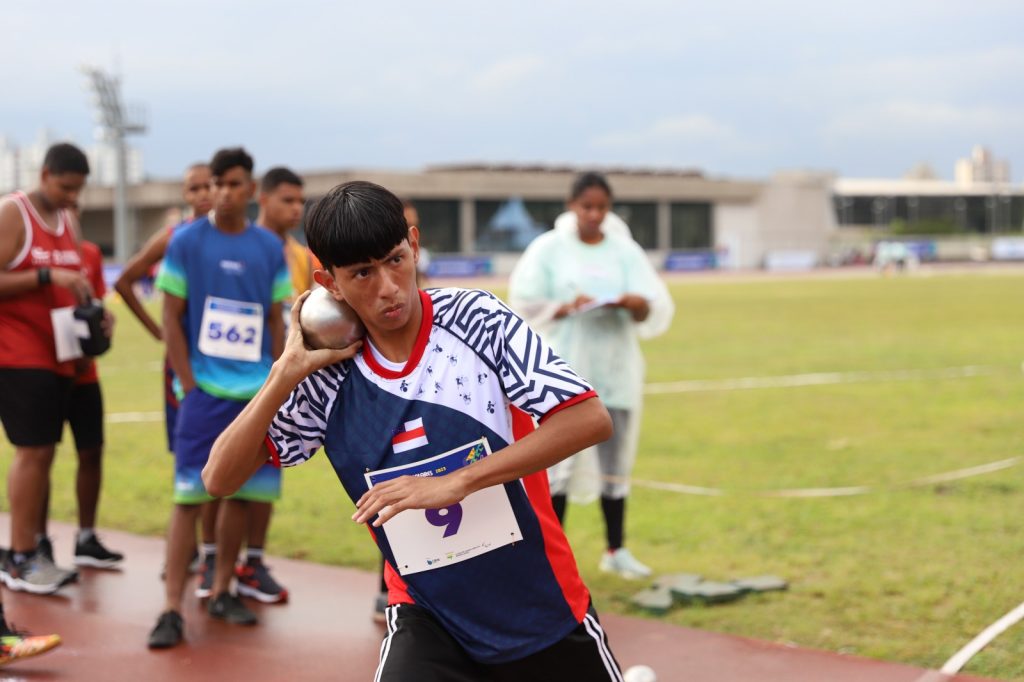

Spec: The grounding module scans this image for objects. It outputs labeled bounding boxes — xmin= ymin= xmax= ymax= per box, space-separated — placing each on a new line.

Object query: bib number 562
xmin=208 ymin=322 xmax=256 ymax=344
xmin=425 ymin=504 xmax=463 ymax=538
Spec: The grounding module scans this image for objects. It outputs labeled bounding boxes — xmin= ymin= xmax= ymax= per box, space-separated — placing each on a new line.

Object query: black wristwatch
xmin=37 ymin=267 xmax=51 ymax=287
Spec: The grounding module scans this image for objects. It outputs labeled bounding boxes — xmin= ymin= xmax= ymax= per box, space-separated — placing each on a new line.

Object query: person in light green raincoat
xmin=508 ymin=172 xmax=674 ymax=579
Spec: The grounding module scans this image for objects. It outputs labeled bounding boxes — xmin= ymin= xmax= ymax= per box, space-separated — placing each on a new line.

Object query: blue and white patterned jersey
xmin=266 ymin=288 xmax=599 ymax=663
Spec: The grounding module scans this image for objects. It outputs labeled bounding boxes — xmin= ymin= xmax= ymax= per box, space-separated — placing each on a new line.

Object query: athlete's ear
xmin=313 ymin=268 xmax=342 ymax=298
xmin=408 ymin=225 xmax=420 ymax=264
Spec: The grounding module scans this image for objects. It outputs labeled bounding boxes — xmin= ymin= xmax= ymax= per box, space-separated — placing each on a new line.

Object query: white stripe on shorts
xmin=583 ymin=613 xmax=624 ymax=681
xmin=374 ymin=605 xmax=399 ymax=682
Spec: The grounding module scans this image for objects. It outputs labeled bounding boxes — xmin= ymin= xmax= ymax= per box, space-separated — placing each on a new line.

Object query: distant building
xmin=0 ymin=137 xmax=16 ymax=191
xmin=86 ymin=142 xmax=145 ymax=187
xmin=0 ymin=129 xmax=143 ymax=193
xmin=76 ymin=163 xmax=838 ymax=270
xmin=833 ymin=177 xmax=1024 ymax=234
xmin=955 ymin=146 xmax=1011 ymax=185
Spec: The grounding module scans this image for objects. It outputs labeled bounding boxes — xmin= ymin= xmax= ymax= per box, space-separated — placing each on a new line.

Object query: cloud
xmin=591 ymin=115 xmax=739 ymax=149
xmin=823 ymin=101 xmax=1022 ymax=139
xmin=471 ymin=55 xmax=546 ymax=93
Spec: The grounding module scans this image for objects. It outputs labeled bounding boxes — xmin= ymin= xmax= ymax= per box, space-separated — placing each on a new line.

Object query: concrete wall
xmin=713 ymin=203 xmax=760 ymax=269
xmin=753 ymin=171 xmax=838 ymax=266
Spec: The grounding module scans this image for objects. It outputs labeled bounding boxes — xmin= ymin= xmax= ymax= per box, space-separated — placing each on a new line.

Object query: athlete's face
xmin=39 ymin=170 xmax=87 ymax=210
xmin=211 ymin=166 xmax=255 ymax=219
xmin=569 ymin=186 xmax=611 ymax=242
xmin=182 ymin=166 xmax=213 ymax=216
xmin=260 ymin=183 xmax=305 ymax=235
xmin=317 ymin=228 xmax=420 ymax=335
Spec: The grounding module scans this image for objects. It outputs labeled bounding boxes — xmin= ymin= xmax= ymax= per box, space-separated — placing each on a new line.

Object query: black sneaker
xmin=74 ymin=535 xmax=124 ymax=569
xmin=194 ymin=554 xmax=215 ymax=599
xmin=207 ymin=593 xmax=258 ymax=626
xmin=147 ymin=611 xmax=184 ymax=649
xmin=235 ymin=560 xmax=288 ymax=604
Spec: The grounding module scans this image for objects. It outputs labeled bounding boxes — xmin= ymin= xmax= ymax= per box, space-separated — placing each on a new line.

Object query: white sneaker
xmin=599 ymin=548 xmax=652 ymax=580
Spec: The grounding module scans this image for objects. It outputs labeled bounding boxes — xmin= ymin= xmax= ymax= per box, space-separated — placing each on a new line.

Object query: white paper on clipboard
xmin=571 ymin=296 xmax=618 ymax=315
xmin=51 ymin=306 xmax=85 ymax=362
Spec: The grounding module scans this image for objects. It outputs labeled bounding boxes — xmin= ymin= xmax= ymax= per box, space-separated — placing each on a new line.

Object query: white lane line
xmin=629 ymin=479 xmax=724 ymax=497
xmin=939 ymin=600 xmax=1024 ymax=675
xmin=619 ymin=455 xmax=1021 ymax=499
xmin=104 ymin=364 xmax=1000 ymax=421
xmin=644 ymin=365 xmax=996 ymax=395
xmin=761 ymin=486 xmax=872 ymax=498
xmin=106 ymin=411 xmax=163 ymax=423
xmin=903 ymin=457 xmax=1022 ymax=488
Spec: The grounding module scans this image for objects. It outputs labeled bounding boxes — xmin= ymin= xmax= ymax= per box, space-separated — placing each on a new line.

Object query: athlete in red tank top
xmin=0 ymin=142 xmax=94 ymax=660
xmin=0 ymin=191 xmax=84 ymax=376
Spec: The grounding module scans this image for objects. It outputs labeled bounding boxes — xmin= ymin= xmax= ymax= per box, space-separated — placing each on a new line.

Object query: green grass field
xmin=4 ymin=271 xmax=1024 ymax=679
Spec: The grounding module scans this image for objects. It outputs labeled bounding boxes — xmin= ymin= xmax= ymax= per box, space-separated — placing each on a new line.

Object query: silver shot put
xmin=299 ymin=287 xmax=365 ymax=349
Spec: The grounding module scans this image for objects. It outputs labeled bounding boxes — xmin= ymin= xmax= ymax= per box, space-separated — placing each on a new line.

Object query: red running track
xmin=0 ymin=519 xmax=995 ymax=682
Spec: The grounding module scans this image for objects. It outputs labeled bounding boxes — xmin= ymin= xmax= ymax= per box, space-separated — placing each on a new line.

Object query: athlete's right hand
xmin=50 ymin=268 xmax=93 ymax=305
xmin=278 ymin=290 xmax=362 ymax=378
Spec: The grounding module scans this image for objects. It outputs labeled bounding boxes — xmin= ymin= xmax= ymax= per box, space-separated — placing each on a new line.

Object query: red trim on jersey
xmin=367 ymin=526 xmax=415 ymax=605
xmin=264 ymin=435 xmax=281 ymax=468
xmin=361 ymin=290 xmax=433 ymax=380
xmin=511 ymin=405 xmax=591 ymax=622
xmin=538 ymin=389 xmax=598 ymax=424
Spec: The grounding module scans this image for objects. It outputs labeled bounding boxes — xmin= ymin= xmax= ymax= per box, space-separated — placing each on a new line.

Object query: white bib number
xmin=198 ymin=296 xmax=263 ymax=362
xmin=365 ymin=438 xmax=523 ymax=576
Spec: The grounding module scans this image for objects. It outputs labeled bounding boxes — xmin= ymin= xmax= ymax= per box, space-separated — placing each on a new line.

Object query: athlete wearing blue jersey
xmin=148 ymin=148 xmax=291 ymax=650
xmin=205 ymin=181 xmax=624 ymax=680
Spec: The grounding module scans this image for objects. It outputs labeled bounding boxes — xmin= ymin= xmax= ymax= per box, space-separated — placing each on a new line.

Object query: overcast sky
xmin=3 ymin=1 xmax=1022 ymax=182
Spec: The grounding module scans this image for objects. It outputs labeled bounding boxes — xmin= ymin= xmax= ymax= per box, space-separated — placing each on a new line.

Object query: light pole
xmin=81 ymin=66 xmax=146 ymax=264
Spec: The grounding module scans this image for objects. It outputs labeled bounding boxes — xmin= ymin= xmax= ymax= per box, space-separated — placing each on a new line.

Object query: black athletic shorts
xmin=375 ymin=603 xmax=623 ymax=682
xmin=0 ymin=368 xmax=74 ymax=447
xmin=67 ymin=381 xmax=104 ymax=450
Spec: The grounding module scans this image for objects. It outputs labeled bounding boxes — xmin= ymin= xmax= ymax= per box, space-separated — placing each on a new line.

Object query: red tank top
xmin=0 ymin=191 xmax=82 ymax=376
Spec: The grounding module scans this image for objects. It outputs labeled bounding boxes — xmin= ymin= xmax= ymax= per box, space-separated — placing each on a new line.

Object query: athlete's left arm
xmin=268 ymin=301 xmax=284 ymax=360
xmin=353 ymin=396 xmax=612 ymax=526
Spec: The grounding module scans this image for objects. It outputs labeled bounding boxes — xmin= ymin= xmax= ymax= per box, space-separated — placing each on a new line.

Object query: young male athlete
xmin=0 ymin=143 xmax=95 ymax=594
xmin=225 ymin=165 xmax=318 ymax=604
xmin=205 ymin=181 xmax=624 ymax=680
xmin=36 ymin=237 xmax=123 ymax=569
xmin=148 ymin=148 xmax=291 ymax=649
xmin=115 ymin=163 xmax=217 ymax=582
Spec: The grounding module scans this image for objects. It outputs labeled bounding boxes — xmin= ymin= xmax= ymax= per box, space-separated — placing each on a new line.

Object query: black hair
xmin=261 ymin=166 xmax=303 ymax=193
xmin=43 ymin=143 xmax=90 ymax=176
xmin=570 ymin=171 xmax=613 ymax=201
xmin=305 ymin=181 xmax=409 ymax=269
xmin=209 ymin=147 xmax=254 ymax=177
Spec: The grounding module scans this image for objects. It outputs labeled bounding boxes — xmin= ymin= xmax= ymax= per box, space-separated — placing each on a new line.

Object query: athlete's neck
xmin=27 ymin=190 xmax=58 ymax=225
xmin=257 ymin=213 xmax=288 ymax=242
xmin=211 ymin=210 xmax=248 ymax=234
xmin=365 ymin=292 xmax=423 ymax=365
